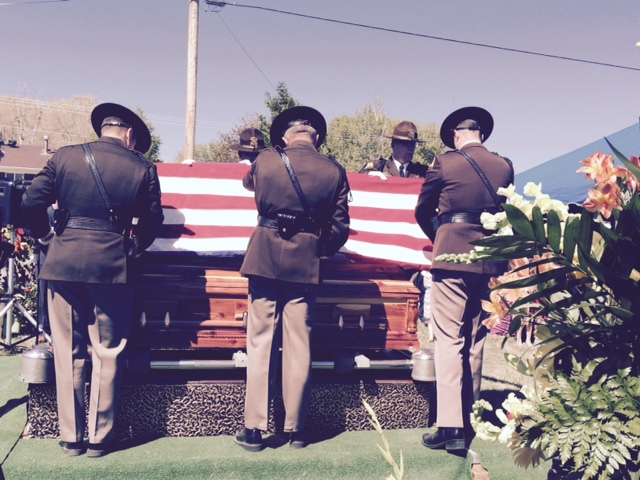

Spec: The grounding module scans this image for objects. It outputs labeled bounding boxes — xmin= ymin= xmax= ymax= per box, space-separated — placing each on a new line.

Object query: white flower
xmin=551 ymin=200 xmax=569 ymax=221
xmin=495 ymin=408 xmax=510 ymax=425
xmin=497 ymin=184 xmax=516 ymax=199
xmin=481 ymin=211 xmax=509 ymax=231
xmin=498 ymin=420 xmax=516 ymax=444
xmin=509 ymin=193 xmax=528 ymax=210
xmin=498 ymin=225 xmax=514 ymax=236
xmin=533 ymin=194 xmax=553 ymax=213
xmin=523 ymin=182 xmax=543 ymax=198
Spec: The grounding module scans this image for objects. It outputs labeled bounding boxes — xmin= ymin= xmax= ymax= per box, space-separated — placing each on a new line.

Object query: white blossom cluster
xmin=434 ymin=250 xmax=481 ymax=264
xmin=479 ymin=182 xmax=575 ymax=233
xmin=436 ymin=182 xmax=581 ymax=264
xmin=471 ymin=386 xmax=537 ymax=446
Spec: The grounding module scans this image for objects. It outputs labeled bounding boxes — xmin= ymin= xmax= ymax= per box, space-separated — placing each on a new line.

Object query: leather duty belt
xmin=437 ymin=212 xmax=484 ymax=226
xmin=257 ymin=216 xmax=319 ymax=235
xmin=66 ymin=216 xmax=125 ymax=235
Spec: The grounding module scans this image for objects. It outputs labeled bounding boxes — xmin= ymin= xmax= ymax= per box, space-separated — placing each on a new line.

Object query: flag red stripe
xmin=162 ymin=193 xmax=255 ymax=211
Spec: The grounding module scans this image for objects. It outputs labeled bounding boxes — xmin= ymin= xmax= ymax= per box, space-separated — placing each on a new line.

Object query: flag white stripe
xmin=149 ymin=237 xmax=431 ymax=266
xmin=349 ymin=191 xmax=418 ymax=210
xmin=160 ymin=177 xmax=254 ymax=197
xmin=163 ymin=208 xmax=257 ymax=226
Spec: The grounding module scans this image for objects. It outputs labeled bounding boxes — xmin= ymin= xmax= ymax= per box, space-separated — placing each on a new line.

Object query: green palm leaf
xmin=563 ymin=216 xmax=580 ymax=260
xmin=547 ymin=209 xmax=562 ymax=254
xmin=504 ymin=204 xmax=536 ymax=240
xmin=532 ymin=206 xmax=547 ymax=245
xmin=605 ymin=137 xmax=640 ymax=182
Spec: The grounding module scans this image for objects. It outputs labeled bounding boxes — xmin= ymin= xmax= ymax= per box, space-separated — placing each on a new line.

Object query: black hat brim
xmin=439 ymin=106 xmax=493 ymax=149
xmin=269 ymin=106 xmax=326 ymax=149
xmin=230 ymin=145 xmax=267 ymax=152
xmin=91 ymin=103 xmax=152 ymax=154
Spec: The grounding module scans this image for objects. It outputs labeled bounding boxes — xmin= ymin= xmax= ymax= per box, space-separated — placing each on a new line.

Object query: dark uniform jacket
xmin=360 ymin=156 xmax=427 ymax=178
xmin=414 ymin=143 xmax=514 ymax=275
xmin=22 ymin=137 xmax=164 ymax=284
xmin=240 ymin=141 xmax=350 ymax=285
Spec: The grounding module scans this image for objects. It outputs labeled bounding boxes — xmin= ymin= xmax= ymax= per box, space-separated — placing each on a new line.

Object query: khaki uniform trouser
xmin=430 ymin=270 xmax=491 ymax=429
xmin=47 ymin=280 xmax=132 ymax=444
xmin=244 ymin=275 xmax=317 ymax=432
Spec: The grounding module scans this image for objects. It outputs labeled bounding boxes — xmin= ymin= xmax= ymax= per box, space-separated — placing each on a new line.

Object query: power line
xmin=206 ymin=1 xmax=640 ymax=73
xmin=0 ymin=96 xmax=234 ymax=131
xmin=0 ymin=0 xmax=69 ymax=6
xmin=213 ymin=12 xmax=276 ymax=91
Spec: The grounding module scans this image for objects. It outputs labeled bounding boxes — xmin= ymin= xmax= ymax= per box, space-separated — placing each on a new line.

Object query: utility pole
xmin=184 ymin=0 xmax=199 ymax=162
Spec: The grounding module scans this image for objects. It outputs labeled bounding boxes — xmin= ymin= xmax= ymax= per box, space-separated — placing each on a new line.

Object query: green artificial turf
xmin=0 ymin=337 xmax=551 ymax=480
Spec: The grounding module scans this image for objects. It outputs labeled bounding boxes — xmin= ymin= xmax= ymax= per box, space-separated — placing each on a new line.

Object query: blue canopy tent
xmin=514 ymin=123 xmax=639 ymax=204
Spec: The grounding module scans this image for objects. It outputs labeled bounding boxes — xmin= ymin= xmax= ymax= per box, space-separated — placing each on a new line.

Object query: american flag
xmin=151 ymin=163 xmax=432 ymax=268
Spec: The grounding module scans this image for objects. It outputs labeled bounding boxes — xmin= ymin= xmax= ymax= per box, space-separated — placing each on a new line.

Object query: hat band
xmin=101 ymin=121 xmax=132 ymax=129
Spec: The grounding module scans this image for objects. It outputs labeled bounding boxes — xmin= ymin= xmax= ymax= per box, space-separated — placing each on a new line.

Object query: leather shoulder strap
xmin=276 ymin=147 xmax=313 ymax=220
xmin=456 ymin=149 xmax=502 ymax=209
xmin=82 ymin=144 xmax=117 ymax=222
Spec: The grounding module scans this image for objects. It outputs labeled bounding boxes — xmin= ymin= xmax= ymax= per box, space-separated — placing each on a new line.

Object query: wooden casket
xmin=130 ymin=254 xmax=421 ymax=354
xmin=127 ymin=163 xmax=432 ymax=363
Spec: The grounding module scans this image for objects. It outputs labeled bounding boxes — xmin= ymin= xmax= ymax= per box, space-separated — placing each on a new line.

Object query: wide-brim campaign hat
xmin=439 ymin=106 xmax=493 ymax=149
xmin=91 ymin=103 xmax=152 ymax=154
xmin=269 ymin=106 xmax=327 ymax=149
xmin=230 ymin=128 xmax=267 ymax=152
xmin=384 ymin=121 xmax=424 ymax=143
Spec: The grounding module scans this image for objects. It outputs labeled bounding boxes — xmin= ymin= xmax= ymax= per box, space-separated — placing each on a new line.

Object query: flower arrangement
xmin=0 ymin=228 xmax=38 ymax=335
xmin=438 ymin=144 xmax=640 ymax=479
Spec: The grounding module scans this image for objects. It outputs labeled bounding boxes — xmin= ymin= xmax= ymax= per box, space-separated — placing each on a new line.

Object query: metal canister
xmin=19 ymin=344 xmax=55 ymax=384
xmin=411 ymin=348 xmax=436 ymax=382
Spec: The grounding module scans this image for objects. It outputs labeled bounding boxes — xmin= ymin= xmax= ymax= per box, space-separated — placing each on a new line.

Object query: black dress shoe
xmin=421 ymin=427 xmax=466 ymax=450
xmin=86 ymin=441 xmax=114 ymax=458
xmin=59 ymin=440 xmax=85 ymax=457
xmin=234 ymin=428 xmax=263 ymax=452
xmin=289 ymin=431 xmax=307 ymax=449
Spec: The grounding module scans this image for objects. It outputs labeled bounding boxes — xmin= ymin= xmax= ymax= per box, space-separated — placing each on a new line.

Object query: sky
xmin=1 ymin=0 xmax=639 ymax=173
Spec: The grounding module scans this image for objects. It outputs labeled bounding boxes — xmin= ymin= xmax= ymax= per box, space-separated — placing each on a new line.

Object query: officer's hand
xmin=367 ymin=171 xmax=387 ymax=180
xmin=38 ymin=228 xmax=55 ymax=246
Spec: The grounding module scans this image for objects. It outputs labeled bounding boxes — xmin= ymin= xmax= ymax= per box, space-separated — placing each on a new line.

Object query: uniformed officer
xmin=360 ymin=120 xmax=428 ymax=178
xmin=415 ymin=106 xmax=514 ymax=451
xmin=22 ymin=103 xmax=164 ymax=457
xmin=231 ymin=127 xmax=267 ymax=165
xmin=235 ymin=106 xmax=350 ymax=452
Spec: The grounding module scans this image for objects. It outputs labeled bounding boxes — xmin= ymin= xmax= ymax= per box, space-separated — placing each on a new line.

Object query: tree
xmin=0 ymin=95 xmax=95 ymax=149
xmin=179 ymin=82 xmax=300 ymax=163
xmin=136 ymin=108 xmax=162 ymax=163
xmin=324 ymin=98 xmax=445 ymax=172
xmin=0 ymin=95 xmax=162 ymax=162
xmin=182 ymin=86 xmax=445 ymax=170
xmin=257 ymin=82 xmax=298 ymax=145
xmin=175 ymin=113 xmax=261 ymax=163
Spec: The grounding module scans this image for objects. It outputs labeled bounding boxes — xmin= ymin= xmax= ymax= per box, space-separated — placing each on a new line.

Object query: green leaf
xmin=504 ymin=352 xmax=532 ymax=376
xmin=605 ymin=137 xmax=640 ymax=182
xmin=577 ymin=211 xmax=594 ymax=271
xmin=495 ymin=265 xmax=578 ymax=290
xmin=563 ymin=216 xmax=580 ymax=260
xmin=532 ymin=206 xmax=547 ymax=245
xmin=504 ymin=204 xmax=536 ymax=240
xmin=547 ymin=209 xmax=562 ymax=253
